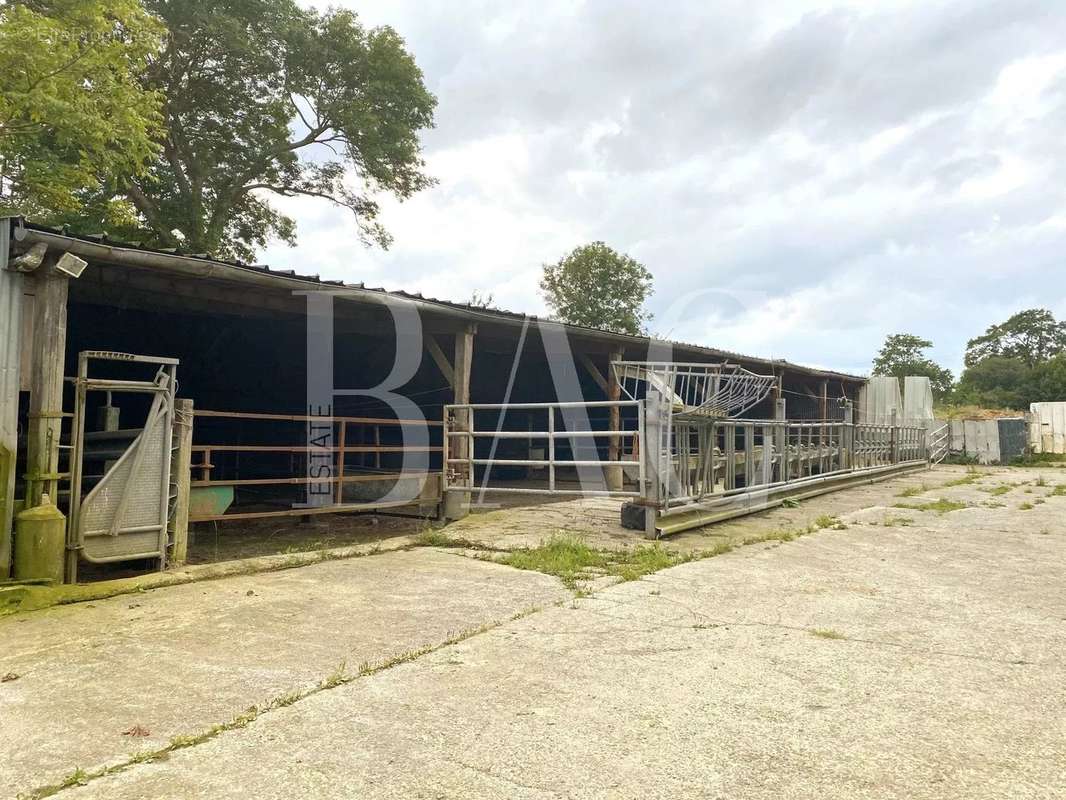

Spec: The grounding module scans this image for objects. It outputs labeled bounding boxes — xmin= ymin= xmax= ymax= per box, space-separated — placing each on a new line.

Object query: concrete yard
xmin=3 ymin=465 xmax=1065 ymax=799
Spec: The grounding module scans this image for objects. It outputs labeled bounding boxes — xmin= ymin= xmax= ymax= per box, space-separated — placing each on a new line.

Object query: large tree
xmin=964 ymin=308 xmax=1066 ymax=368
xmin=540 ymin=242 xmax=653 ymax=335
xmin=871 ymin=333 xmax=953 ymax=397
xmin=955 ymin=356 xmax=1031 ymax=409
xmin=0 ymin=0 xmax=164 ymax=224
xmin=41 ymin=0 xmax=437 ymax=261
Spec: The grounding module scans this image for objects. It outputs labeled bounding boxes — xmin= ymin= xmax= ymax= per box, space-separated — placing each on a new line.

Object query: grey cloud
xmin=280 ymin=0 xmax=1066 ymax=375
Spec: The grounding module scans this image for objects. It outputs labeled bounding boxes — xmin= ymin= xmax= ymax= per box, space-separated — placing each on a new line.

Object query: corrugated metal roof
xmin=10 ymin=218 xmax=866 ymax=383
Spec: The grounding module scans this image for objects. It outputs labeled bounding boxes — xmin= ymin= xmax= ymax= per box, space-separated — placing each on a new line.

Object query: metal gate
xmin=66 ymin=352 xmax=178 ymax=581
xmin=928 ymin=422 xmax=950 ymax=465
xmin=443 ymin=400 xmax=643 ymax=499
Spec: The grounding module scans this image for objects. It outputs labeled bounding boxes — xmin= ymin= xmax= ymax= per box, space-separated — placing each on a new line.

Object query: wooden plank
xmin=170 ymin=398 xmax=194 ymax=564
xmin=27 ymin=266 xmax=70 ymax=508
xmin=606 ymin=347 xmax=624 ymax=491
xmin=425 ymin=335 xmax=455 ymax=388
xmin=577 ymin=353 xmax=609 ymax=394
xmin=335 ymin=420 xmax=346 ymax=504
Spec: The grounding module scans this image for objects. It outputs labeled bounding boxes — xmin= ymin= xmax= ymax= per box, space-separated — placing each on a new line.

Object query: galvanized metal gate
xmin=443 ymin=400 xmax=643 ymax=499
xmin=66 ymin=352 xmax=178 ymax=581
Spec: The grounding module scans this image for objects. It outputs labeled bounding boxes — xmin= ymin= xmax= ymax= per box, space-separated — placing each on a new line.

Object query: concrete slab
xmin=448 ymin=465 xmax=995 ymax=555
xmin=0 ymin=549 xmax=568 ymax=798
xmin=55 ymin=478 xmax=1066 ymax=799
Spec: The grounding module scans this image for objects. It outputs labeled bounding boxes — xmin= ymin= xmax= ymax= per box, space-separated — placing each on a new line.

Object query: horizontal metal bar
xmin=191 ymin=472 xmax=424 ymax=488
xmin=447 ymin=400 xmax=640 ymax=411
xmin=449 ymin=486 xmax=641 ymax=497
xmin=448 ymin=458 xmax=634 ymax=467
xmin=83 ymin=523 xmax=164 ymax=536
xmin=81 ymin=350 xmax=180 ymax=366
xmin=77 ymin=380 xmax=168 ymax=393
xmin=445 ymin=430 xmax=636 ymax=439
xmin=194 ymin=409 xmax=442 ymax=426
xmin=189 ymin=445 xmax=441 ymax=453
xmin=81 ymin=549 xmax=166 ymax=564
xmin=189 ymin=497 xmax=434 ymax=522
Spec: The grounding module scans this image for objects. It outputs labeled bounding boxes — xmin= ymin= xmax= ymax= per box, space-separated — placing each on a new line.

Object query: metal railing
xmin=443 ymin=400 xmax=644 ymax=498
xmin=929 ymin=423 xmax=950 ymax=464
xmin=660 ymin=419 xmax=928 ymax=509
xmin=189 ymin=409 xmax=443 ymax=521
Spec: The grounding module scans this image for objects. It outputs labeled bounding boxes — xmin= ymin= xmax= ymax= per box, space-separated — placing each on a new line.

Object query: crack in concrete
xmin=22 ymin=603 xmax=555 ymax=800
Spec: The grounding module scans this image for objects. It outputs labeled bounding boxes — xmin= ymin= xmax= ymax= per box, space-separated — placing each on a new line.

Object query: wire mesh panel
xmin=612 ymin=361 xmax=777 ymax=419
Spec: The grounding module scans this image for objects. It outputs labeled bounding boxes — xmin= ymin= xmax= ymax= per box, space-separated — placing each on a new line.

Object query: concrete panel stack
xmin=859 ymin=376 xmax=902 ymax=424
xmin=902 ymin=376 xmax=934 ymax=426
xmin=1029 ymin=402 xmax=1066 ymax=454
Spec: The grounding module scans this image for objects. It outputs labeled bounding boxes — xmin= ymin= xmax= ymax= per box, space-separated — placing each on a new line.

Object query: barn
xmin=1 ymin=217 xmax=914 ymax=584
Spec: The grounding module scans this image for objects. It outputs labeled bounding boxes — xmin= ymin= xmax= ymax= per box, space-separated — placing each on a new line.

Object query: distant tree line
xmin=873 ymin=309 xmax=1066 ymax=409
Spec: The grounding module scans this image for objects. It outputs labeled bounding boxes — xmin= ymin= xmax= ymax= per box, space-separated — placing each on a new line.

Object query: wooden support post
xmin=443 ymin=324 xmax=475 ymax=519
xmin=725 ymin=422 xmax=736 ymax=490
xmin=774 ymin=398 xmax=787 ymax=482
xmin=642 ymin=389 xmax=663 ymax=539
xmin=26 ymin=266 xmax=70 ymax=508
xmin=744 ymin=425 xmax=755 ymax=487
xmin=819 ymin=379 xmax=828 ymax=420
xmin=170 ymin=399 xmax=194 ymax=565
xmin=335 ymin=420 xmax=346 ymax=504
xmin=606 ymin=347 xmax=624 ymax=491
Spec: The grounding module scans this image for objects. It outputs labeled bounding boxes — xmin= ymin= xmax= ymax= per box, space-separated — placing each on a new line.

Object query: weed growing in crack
xmin=809 ymin=628 xmax=846 ymax=640
xmin=897 ymin=484 xmax=928 ymax=498
xmin=24 ymin=613 xmax=538 ymax=799
xmin=942 ymin=470 xmax=982 ymax=487
xmin=980 ymin=485 xmax=1012 ymax=497
xmin=893 ymin=498 xmax=968 ymax=514
xmin=880 ymin=516 xmax=914 ymax=527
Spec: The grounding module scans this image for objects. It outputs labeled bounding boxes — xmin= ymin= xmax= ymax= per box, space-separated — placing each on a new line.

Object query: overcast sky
xmin=267 ymin=0 xmax=1066 ymax=376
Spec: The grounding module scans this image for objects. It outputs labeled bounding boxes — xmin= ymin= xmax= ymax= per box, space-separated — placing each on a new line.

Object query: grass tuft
xmin=497 ymin=535 xmax=694 ymax=588
xmin=809 ymin=628 xmax=846 ymax=640
xmin=979 ymin=485 xmax=1012 ymax=497
xmin=897 ymin=484 xmax=928 ymax=498
xmin=893 ymin=498 xmax=968 ymax=514
xmin=413 ymin=529 xmax=454 ymax=548
xmin=880 ymin=515 xmax=914 ymax=527
xmin=942 ymin=470 xmax=982 ymax=487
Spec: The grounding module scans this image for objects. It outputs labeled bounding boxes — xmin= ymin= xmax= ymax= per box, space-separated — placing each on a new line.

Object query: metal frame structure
xmin=440 ymin=362 xmax=934 ymax=538
xmin=443 ymin=400 xmax=644 ymax=498
xmin=929 ymin=423 xmax=950 ymax=465
xmin=612 ymin=361 xmax=777 ymax=419
xmin=189 ymin=409 xmax=443 ymax=521
xmin=658 ymin=417 xmax=928 ymax=509
xmin=67 ymin=351 xmax=179 ymax=581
